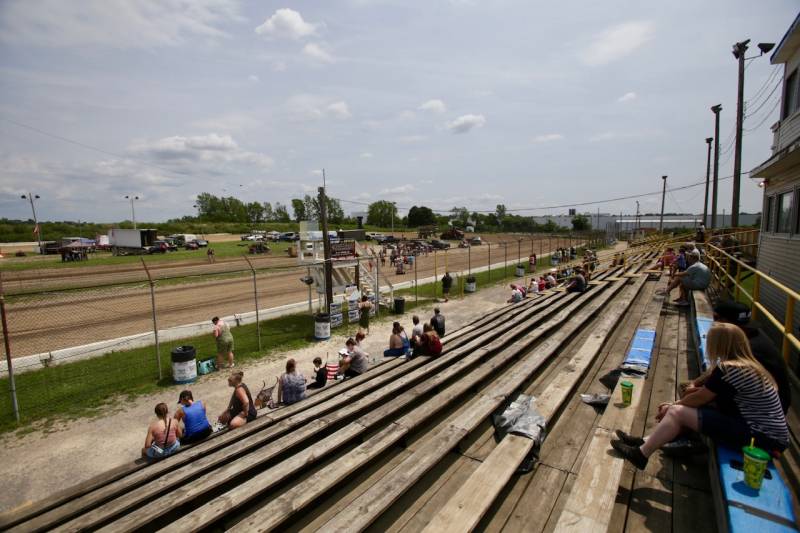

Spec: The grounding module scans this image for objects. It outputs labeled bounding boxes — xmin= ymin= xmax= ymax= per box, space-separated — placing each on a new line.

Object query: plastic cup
xmin=742 ymin=445 xmax=770 ymax=490
xmin=620 ymin=381 xmax=634 ymax=406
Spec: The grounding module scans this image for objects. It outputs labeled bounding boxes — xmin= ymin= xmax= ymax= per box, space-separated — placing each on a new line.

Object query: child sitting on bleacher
xmin=308 ymin=357 xmax=327 ymax=390
xmin=611 ymin=323 xmax=789 ymax=470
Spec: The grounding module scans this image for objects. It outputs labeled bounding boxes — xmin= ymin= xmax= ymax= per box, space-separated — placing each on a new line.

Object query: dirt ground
xmin=0 ymin=283 xmax=513 ymax=514
xmin=6 ymin=235 xmax=588 ymax=357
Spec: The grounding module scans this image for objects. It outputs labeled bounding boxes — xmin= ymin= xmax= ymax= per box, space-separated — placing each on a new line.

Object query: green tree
xmin=291 ymin=198 xmax=306 ymax=222
xmin=571 ymin=214 xmax=591 ymax=231
xmin=407 ymin=205 xmax=436 ymax=227
xmin=274 ymin=202 xmax=290 ymax=222
xmin=495 ymin=204 xmax=507 ymax=220
xmin=450 ymin=206 xmax=469 ymax=226
xmin=367 ymin=200 xmax=397 ymax=227
xmin=263 ymin=202 xmax=275 ymax=221
xmin=245 ymin=202 xmax=265 ymax=223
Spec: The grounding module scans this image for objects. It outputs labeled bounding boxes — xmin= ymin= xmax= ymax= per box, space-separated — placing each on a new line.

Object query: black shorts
xmin=344 ymin=368 xmax=362 ymax=378
xmin=181 ymin=425 xmax=213 ymax=445
xmin=698 ymin=407 xmax=785 ymax=452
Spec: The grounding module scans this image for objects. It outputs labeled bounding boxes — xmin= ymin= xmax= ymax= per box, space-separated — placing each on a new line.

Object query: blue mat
xmin=623 ymin=328 xmax=656 ymax=367
xmin=696 ymin=317 xmax=714 ymax=370
xmin=716 ymin=445 xmax=799 ymax=532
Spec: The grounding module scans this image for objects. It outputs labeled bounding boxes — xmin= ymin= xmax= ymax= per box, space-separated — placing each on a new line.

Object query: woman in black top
xmin=218 ymin=370 xmax=257 ymax=429
xmin=611 ymin=323 xmax=789 ymax=470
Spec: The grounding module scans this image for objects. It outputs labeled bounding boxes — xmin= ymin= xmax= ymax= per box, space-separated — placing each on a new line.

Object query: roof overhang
xmin=772 ymin=12 xmax=800 ymax=64
xmin=750 ymin=137 xmax=800 ymax=179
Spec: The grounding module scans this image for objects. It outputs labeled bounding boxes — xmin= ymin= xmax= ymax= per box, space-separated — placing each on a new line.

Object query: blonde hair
xmin=707 ymin=322 xmax=776 ymax=390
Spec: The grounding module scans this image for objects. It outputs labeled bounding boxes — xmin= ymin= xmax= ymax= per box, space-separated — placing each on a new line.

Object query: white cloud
xmin=419 ymin=99 xmax=447 ymax=114
xmin=618 ymin=91 xmax=637 ymax=102
xmin=380 ymin=184 xmax=415 ymax=195
xmin=248 ymin=74 xmax=260 ymax=83
xmin=580 ymin=21 xmax=654 ymax=66
xmin=327 ymin=101 xmax=351 ymax=119
xmin=191 ymin=113 xmax=261 ymax=133
xmin=0 ymin=0 xmax=241 ymax=48
xmin=532 ymin=133 xmax=564 ymax=143
xmin=446 ymin=114 xmax=486 ymax=134
xmin=397 ymin=110 xmax=416 ymax=121
xmin=130 ymin=133 xmax=273 ymax=168
xmin=360 ymin=152 xmax=373 ymax=159
xmin=255 ymin=8 xmax=318 ymax=40
xmin=303 ymin=42 xmax=336 ymax=63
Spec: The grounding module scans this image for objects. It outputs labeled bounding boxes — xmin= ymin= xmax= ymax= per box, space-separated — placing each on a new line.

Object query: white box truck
xmin=109 ymin=229 xmax=158 ymax=255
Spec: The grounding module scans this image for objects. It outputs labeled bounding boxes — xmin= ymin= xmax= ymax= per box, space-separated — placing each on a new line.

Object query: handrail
xmin=705 ymin=242 xmax=799 ymax=362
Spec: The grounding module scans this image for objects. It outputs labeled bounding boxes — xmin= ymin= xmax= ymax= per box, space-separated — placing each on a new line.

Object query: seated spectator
xmin=565 ymin=267 xmax=587 ymax=293
xmin=670 ymin=245 xmax=688 ymax=276
xmin=658 ymin=250 xmax=710 ymax=306
xmin=507 ymin=284 xmax=523 ymax=303
xmin=142 ymin=402 xmax=182 ymax=461
xmin=218 ymin=370 xmax=257 ymax=429
xmin=656 ymin=247 xmax=676 ymax=271
xmin=384 ymin=322 xmax=411 ymax=357
xmin=355 ymin=330 xmax=367 ymax=347
xmin=411 ymin=315 xmax=424 ymax=339
xmin=431 ymin=307 xmax=445 ymax=337
xmin=537 ymin=276 xmax=546 ymax=292
xmin=545 ymin=271 xmax=557 ymax=288
xmin=277 ymin=358 xmax=306 ymax=405
xmin=612 ymin=323 xmax=789 ymax=470
xmin=413 ymin=323 xmax=443 ymax=356
xmin=527 ymin=278 xmax=540 ymax=295
xmin=686 ymin=300 xmax=791 ymax=413
xmin=340 ymin=338 xmax=369 ymax=378
xmin=308 ymin=357 xmax=327 ymax=390
xmin=174 ymin=390 xmax=212 ymax=445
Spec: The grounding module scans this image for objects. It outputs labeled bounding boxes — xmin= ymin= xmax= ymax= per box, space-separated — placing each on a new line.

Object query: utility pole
xmin=703 ymin=137 xmax=713 ymax=227
xmin=731 ymin=39 xmax=749 ymax=228
xmin=125 ymin=195 xmax=139 ymax=230
xmin=635 ymin=201 xmax=641 ymax=232
xmin=319 ymin=172 xmax=333 ymax=315
xmin=711 ymin=104 xmax=722 ymax=229
xmin=659 ymin=175 xmax=667 ymax=232
xmin=21 ymin=192 xmax=42 ymax=254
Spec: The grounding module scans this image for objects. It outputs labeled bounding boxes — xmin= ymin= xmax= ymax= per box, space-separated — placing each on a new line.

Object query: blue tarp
xmin=623 ymin=329 xmax=656 ymax=367
xmin=696 ymin=317 xmax=714 ymax=370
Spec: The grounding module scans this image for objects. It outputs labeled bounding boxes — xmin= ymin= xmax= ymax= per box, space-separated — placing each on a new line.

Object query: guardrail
xmin=705 ymin=241 xmax=799 ymax=363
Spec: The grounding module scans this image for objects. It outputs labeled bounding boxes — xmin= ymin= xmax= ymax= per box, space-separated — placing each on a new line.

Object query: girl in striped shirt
xmin=612 ymin=322 xmax=788 ymax=470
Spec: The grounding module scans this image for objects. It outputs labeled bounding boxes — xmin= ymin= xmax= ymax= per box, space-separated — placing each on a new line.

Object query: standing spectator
xmin=207 ymin=247 xmax=215 ymax=263
xmin=411 ymin=315 xmax=424 ymax=339
xmin=218 ymin=371 xmax=257 ymax=429
xmin=358 ymin=295 xmax=373 ymax=334
xmin=340 ymin=338 xmax=369 ymax=378
xmin=441 ymin=271 xmax=453 ymax=302
xmin=308 ymin=357 xmax=327 ymax=390
xmin=277 ymin=359 xmax=306 ymax=405
xmin=212 ymin=316 xmax=235 ymax=369
xmin=174 ymin=390 xmax=212 ymax=445
xmin=529 ymin=253 xmax=537 ymax=273
xmin=431 ymin=307 xmax=445 ymax=337
xmin=142 ymin=402 xmax=182 ymax=461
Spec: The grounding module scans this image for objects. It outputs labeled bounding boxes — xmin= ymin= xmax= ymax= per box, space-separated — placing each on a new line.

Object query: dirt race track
xmin=3 ymin=234 xmax=589 ymax=358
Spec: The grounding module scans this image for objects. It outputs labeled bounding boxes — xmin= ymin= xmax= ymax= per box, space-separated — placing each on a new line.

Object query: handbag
xmin=150 ymin=418 xmax=172 ymax=457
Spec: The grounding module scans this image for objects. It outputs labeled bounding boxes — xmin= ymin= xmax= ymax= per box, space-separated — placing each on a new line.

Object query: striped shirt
xmin=705 ymin=363 xmax=789 ymax=447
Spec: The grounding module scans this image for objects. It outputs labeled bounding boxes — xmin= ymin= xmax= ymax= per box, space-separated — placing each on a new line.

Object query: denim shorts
xmin=147 ymin=439 xmax=180 ymax=460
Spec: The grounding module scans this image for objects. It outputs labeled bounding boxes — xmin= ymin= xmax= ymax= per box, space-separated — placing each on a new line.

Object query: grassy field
xmin=0 ymin=240 xmax=295 ymax=272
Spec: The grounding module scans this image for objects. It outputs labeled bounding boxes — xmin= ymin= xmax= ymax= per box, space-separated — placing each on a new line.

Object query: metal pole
xmin=433 ymin=250 xmax=438 ymax=300
xmin=659 ymin=175 xmax=667 ymax=232
xmin=468 ymin=245 xmax=471 ymax=275
xmin=414 ymin=255 xmax=418 ymax=303
xmin=375 ymin=250 xmax=380 ymax=318
xmin=26 ymin=193 xmax=43 ymax=255
xmin=307 ymin=266 xmax=312 ymax=314
xmin=242 ymin=255 xmax=262 ymax=352
xmin=731 ymin=40 xmax=749 ymax=228
xmin=318 ymin=179 xmax=333 ymax=315
xmin=703 ymin=137 xmax=713 ymax=227
xmin=0 ymin=272 xmax=20 ymax=422
xmin=504 ymin=242 xmax=507 ymax=278
xmin=711 ymin=104 xmax=722 ymax=229
xmin=487 ymin=242 xmax=491 ymax=282
xmin=140 ymin=258 xmax=162 ymax=381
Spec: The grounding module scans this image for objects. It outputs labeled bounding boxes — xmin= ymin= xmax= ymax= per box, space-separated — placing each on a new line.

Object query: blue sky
xmin=0 ymin=1 xmax=797 ymax=222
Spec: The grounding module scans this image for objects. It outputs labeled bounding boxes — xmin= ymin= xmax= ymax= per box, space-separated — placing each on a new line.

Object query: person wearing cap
xmin=431 ymin=307 xmax=445 ymax=337
xmin=683 ymin=300 xmax=791 ymax=413
xmin=657 ymin=250 xmax=710 ymax=306
xmin=174 ymin=390 xmax=212 ymax=444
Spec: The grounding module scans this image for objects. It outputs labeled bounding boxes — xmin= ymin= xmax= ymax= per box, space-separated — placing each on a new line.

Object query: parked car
xmin=193 ymin=239 xmax=209 ymax=248
xmin=280 ymin=232 xmax=299 ymax=241
xmin=241 ymin=234 xmax=262 ymax=241
xmin=430 ymin=239 xmax=450 ymax=249
xmin=366 ymin=232 xmax=385 ymax=241
xmin=148 ymin=240 xmax=170 ymax=254
xmin=185 ymin=241 xmax=199 ymax=250
xmin=470 ymin=236 xmax=483 ymax=245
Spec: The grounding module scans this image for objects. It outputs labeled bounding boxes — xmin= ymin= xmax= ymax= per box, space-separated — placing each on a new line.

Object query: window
xmin=764 ymin=195 xmax=774 ymax=232
xmin=776 ymin=192 xmax=793 ymax=233
xmin=784 ymin=70 xmax=799 ymax=119
xmin=795 ymin=189 xmax=800 ymax=234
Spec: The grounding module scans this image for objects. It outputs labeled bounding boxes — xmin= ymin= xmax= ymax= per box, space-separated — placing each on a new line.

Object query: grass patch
xmin=0 ymin=313 xmax=316 ymax=434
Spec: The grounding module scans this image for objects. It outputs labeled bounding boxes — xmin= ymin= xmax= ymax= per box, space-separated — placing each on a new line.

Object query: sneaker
xmin=673 ymin=300 xmax=690 ymax=307
xmin=610 ymin=439 xmax=648 ymax=470
xmin=614 ymin=430 xmax=645 ymax=446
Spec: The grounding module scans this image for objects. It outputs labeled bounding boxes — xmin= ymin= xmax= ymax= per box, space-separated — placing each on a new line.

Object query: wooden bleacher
xmin=3 ymin=250 xmax=733 ymax=533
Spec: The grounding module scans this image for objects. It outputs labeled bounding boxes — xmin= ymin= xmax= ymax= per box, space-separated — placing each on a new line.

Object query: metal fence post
xmin=487 ymin=242 xmax=491 ymax=282
xmin=242 ymin=255 xmax=262 ymax=352
xmin=140 ymin=258 xmax=162 ymax=381
xmin=433 ymin=250 xmax=438 ymax=300
xmin=504 ymin=242 xmax=508 ymax=279
xmin=414 ymin=255 xmax=418 ymax=303
xmin=0 ymin=272 xmax=20 ymax=422
xmin=375 ymin=255 xmax=380 ymax=319
xmin=468 ymin=245 xmax=471 ymax=275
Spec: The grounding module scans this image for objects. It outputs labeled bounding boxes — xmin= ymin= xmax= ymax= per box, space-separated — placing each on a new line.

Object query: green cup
xmin=742 ymin=445 xmax=770 ymax=490
xmin=620 ymin=380 xmax=634 ymax=406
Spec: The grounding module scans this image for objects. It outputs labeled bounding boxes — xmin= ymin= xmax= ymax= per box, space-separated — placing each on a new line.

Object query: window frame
xmin=764 ymin=195 xmax=774 ymax=233
xmin=776 ymin=191 xmax=794 ymax=234
xmin=783 ymin=68 xmax=799 ymax=119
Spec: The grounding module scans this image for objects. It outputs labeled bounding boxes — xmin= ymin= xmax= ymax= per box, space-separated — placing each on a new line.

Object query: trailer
xmin=108 ymin=228 xmax=158 ymax=255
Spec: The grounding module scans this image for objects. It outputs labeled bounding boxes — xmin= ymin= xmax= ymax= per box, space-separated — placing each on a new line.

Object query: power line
xmin=745 ymin=66 xmax=782 ymax=109
xmin=744 ymin=97 xmax=781 ymax=132
xmin=745 ymin=78 xmax=782 ymax=119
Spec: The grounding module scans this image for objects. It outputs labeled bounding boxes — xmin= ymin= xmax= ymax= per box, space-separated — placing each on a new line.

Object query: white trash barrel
xmin=315 ymin=313 xmax=331 ymax=340
xmin=171 ymin=345 xmax=197 ymax=384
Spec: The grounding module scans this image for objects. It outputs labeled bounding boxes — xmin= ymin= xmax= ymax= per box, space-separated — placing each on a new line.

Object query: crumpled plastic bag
xmin=492 ymin=394 xmax=548 ymax=473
